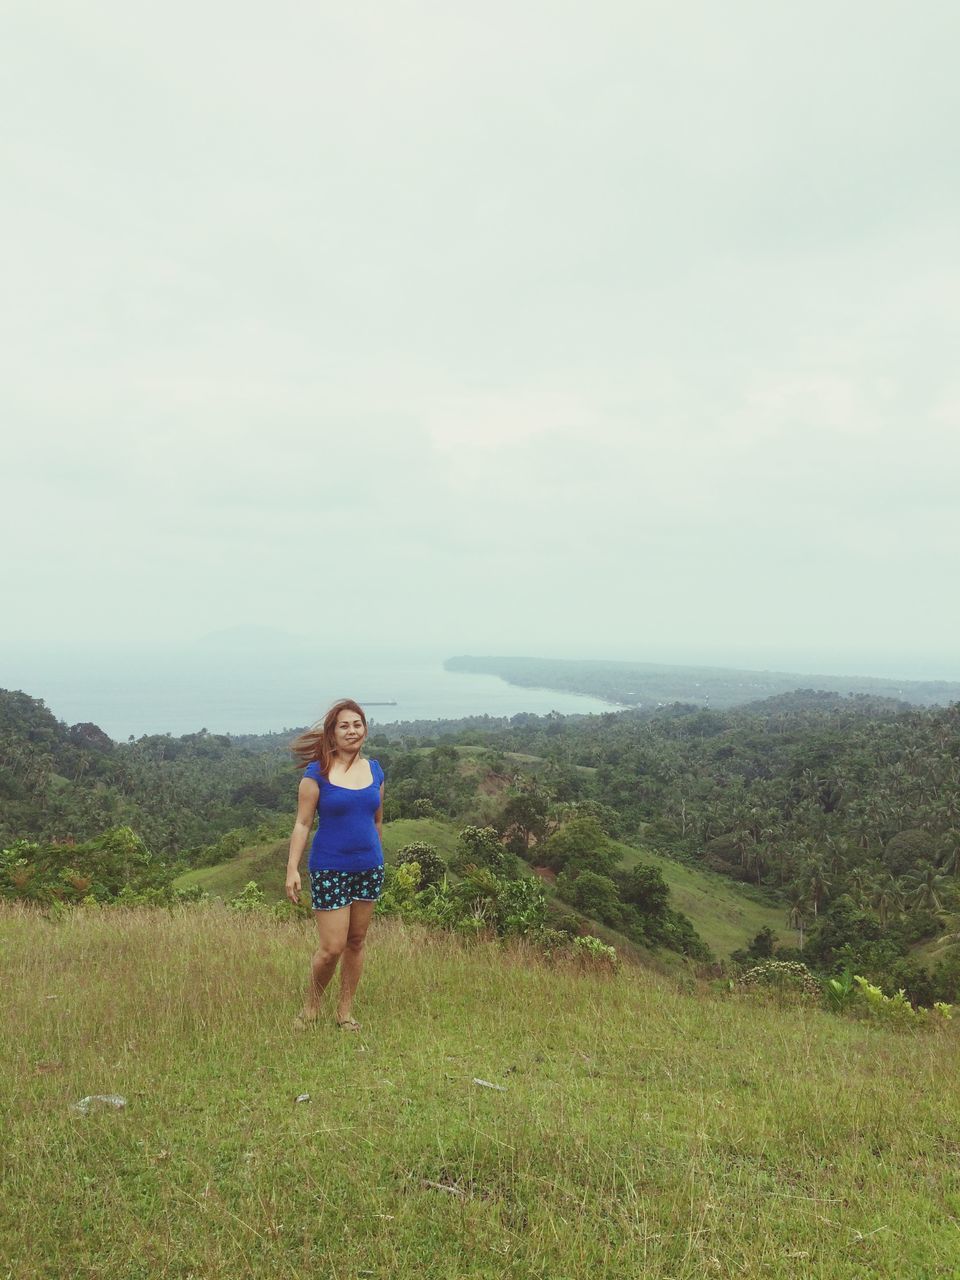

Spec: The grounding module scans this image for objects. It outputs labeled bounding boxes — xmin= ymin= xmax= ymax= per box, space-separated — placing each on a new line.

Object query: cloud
xmin=3 ymin=0 xmax=960 ymax=667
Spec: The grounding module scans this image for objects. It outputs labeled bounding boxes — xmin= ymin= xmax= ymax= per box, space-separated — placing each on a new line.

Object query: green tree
xmin=454 ymin=826 xmax=509 ymax=875
xmin=539 ymin=817 xmax=615 ymax=876
xmin=500 ymin=790 xmax=549 ymax=853
xmin=557 ymin=870 xmax=623 ymax=927
xmin=617 ymin=863 xmax=670 ymax=917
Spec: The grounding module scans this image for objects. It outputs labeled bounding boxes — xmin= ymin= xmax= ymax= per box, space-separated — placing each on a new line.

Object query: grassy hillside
xmin=173 ymin=820 xmax=787 ymax=961
xmin=4 ymin=901 xmax=959 ymax=1279
xmin=611 ymin=841 xmax=788 ymax=957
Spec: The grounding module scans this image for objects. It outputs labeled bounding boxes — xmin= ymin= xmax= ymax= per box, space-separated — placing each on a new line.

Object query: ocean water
xmin=1 ymin=647 xmax=618 ymax=740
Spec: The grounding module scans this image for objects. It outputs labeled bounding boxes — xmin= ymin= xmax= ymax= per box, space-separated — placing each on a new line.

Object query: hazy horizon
xmin=6 ymin=637 xmax=960 ymax=742
xmin=5 ymin=625 xmax=960 ymax=687
xmin=4 ymin=2 xmax=959 ymax=671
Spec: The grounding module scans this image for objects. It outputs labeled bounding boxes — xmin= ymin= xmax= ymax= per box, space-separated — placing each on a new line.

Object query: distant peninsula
xmin=444 ymin=655 xmax=960 ymax=711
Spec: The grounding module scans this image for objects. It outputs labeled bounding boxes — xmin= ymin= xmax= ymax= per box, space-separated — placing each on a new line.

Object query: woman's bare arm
xmin=285 ymin=777 xmax=319 ymax=902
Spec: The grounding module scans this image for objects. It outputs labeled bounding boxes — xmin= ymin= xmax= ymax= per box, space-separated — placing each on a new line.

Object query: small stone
xmin=71 ymin=1094 xmax=127 ymax=1113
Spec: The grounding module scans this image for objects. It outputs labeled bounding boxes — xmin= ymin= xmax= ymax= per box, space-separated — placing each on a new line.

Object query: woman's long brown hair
xmin=290 ymin=699 xmax=368 ymax=776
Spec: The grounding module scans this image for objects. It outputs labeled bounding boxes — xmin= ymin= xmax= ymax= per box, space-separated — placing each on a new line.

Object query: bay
xmin=0 ymin=647 xmax=619 ymax=740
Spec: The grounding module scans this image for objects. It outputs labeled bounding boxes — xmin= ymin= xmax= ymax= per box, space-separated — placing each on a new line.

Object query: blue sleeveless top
xmin=303 ymin=758 xmax=384 ymax=872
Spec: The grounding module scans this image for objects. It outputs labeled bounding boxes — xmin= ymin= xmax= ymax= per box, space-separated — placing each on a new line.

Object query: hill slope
xmin=173 ymin=818 xmax=788 ymax=960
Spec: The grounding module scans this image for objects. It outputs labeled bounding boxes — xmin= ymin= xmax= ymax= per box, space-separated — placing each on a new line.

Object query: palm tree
xmin=904 ymin=865 xmax=949 ymax=914
xmin=846 ymin=862 xmax=876 ymax=909
xmin=786 ymin=889 xmax=808 ymax=952
xmin=869 ymin=874 xmax=903 ymax=927
xmin=938 ymin=829 xmax=960 ymax=877
xmin=803 ymin=858 xmax=831 ymax=918
xmin=824 ymin=835 xmax=851 ymax=878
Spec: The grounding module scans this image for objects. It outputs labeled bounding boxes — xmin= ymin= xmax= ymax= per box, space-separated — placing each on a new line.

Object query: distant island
xmin=444 ymin=655 xmax=960 ymax=710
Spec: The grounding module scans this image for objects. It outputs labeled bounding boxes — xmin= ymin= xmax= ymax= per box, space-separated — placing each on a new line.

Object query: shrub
xmin=545 ymin=901 xmax=582 ymax=937
xmin=228 ymin=881 xmax=266 ymax=912
xmin=496 ymin=876 xmax=547 ymax=935
xmin=616 ymin=863 xmax=670 ymax=916
xmin=884 ymin=828 xmax=937 ymax=876
xmin=658 ymin=909 xmax=712 ymax=961
xmin=270 ymin=896 xmax=312 ymax=923
xmin=375 ymin=862 xmax=423 ymax=916
xmin=737 ymin=960 xmax=822 ymax=1000
xmin=824 ymin=968 xmax=856 ymax=1013
xmin=528 ymin=926 xmax=574 ymax=957
xmin=556 ymin=870 xmax=623 ymax=927
xmin=453 ymin=826 xmax=509 ymax=875
xmin=172 ymin=883 xmax=211 ymax=905
xmin=396 ymin=842 xmax=445 ymax=887
xmin=851 ymin=976 xmax=922 ymax=1028
xmin=572 ymin=935 xmax=619 ymax=971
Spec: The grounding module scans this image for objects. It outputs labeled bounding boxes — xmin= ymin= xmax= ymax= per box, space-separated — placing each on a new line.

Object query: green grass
xmin=3 ymin=901 xmax=960 ymax=1279
xmin=378 ymin=819 xmax=462 ymax=862
xmin=174 ymin=840 xmax=290 ymax=900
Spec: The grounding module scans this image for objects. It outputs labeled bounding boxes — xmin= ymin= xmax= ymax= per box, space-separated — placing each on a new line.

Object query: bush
xmin=572 ymin=935 xmax=619 ymax=971
xmin=737 ymin=960 xmax=822 ymax=1001
xmin=851 ymin=976 xmax=922 ymax=1028
xmin=228 ymin=881 xmax=266 ymax=912
xmin=616 ymin=863 xmax=670 ymax=916
xmin=884 ymin=828 xmax=937 ymax=876
xmin=540 ymin=817 xmax=616 ymax=876
xmin=556 ymin=870 xmax=623 ymax=928
xmin=658 ymin=910 xmax=712 ymax=961
xmin=453 ymin=826 xmax=509 ymax=875
xmin=375 ymin=862 xmax=423 ymax=916
xmin=496 ymin=876 xmax=547 ymax=935
xmin=396 ymin=842 xmax=445 ymax=887
xmin=545 ymin=901 xmax=582 ymax=937
xmin=824 ymin=969 xmax=856 ymax=1013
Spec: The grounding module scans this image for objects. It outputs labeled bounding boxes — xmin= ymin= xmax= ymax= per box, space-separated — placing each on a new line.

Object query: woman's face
xmin=333 ymin=709 xmax=366 ymax=754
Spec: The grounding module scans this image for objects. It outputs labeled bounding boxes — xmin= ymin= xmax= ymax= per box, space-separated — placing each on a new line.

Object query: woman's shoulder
xmin=302 ymin=760 xmax=323 ymax=783
xmin=369 ymin=757 xmax=384 ymax=783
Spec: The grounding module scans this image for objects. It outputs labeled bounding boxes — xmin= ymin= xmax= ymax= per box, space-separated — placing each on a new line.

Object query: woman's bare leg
xmin=298 ymin=905 xmax=351 ymax=1023
xmin=336 ymin=899 xmax=376 ymax=1024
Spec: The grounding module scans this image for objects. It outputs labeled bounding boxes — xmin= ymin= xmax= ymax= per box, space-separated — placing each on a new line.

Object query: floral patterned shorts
xmin=309 ymin=867 xmax=384 ymax=911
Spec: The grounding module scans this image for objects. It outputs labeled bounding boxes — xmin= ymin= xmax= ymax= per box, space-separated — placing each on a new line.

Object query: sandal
xmin=292 ymin=1011 xmax=318 ymax=1031
xmin=336 ymin=1017 xmax=361 ymax=1032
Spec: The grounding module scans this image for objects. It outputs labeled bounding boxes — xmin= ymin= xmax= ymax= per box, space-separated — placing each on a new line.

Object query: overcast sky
xmin=4 ymin=1 xmax=959 ymax=679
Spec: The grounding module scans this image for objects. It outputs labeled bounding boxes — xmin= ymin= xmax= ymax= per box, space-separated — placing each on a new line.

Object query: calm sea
xmin=1 ymin=648 xmax=619 ymax=740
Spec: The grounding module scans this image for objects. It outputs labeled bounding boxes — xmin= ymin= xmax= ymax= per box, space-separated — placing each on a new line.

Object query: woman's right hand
xmin=285 ymin=870 xmax=302 ymax=905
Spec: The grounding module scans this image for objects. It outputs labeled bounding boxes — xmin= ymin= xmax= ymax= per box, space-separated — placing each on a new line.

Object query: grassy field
xmin=3 ymin=901 xmax=960 ymax=1279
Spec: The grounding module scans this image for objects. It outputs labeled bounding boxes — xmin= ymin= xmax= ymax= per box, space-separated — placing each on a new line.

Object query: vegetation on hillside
xmin=5 ymin=684 xmax=960 ymax=1000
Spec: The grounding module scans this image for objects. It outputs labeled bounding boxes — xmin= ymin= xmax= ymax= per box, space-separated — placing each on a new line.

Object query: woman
xmin=286 ymin=699 xmax=385 ymax=1032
